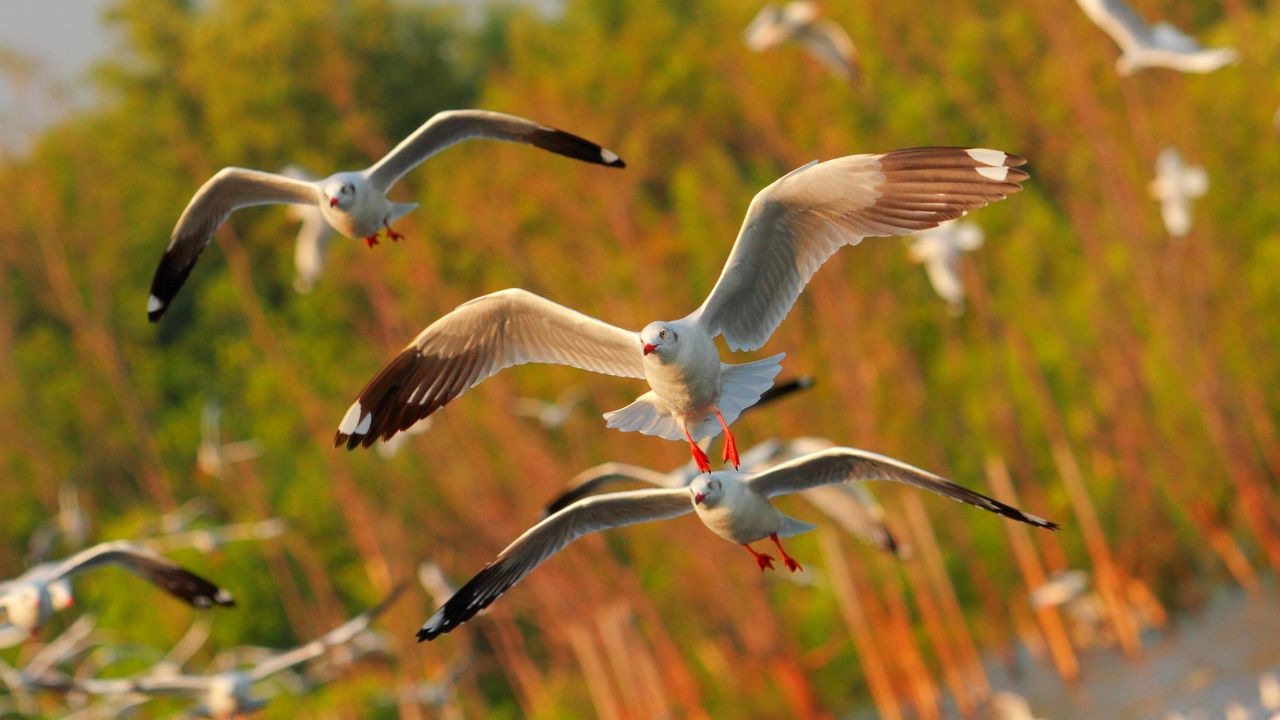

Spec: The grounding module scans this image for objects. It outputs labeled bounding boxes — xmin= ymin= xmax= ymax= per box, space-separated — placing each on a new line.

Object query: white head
xmin=689 ymin=474 xmax=725 ymax=508
xmin=2 ymin=584 xmax=48 ymax=630
xmin=47 ymin=579 xmax=74 ymax=612
xmin=639 ymin=321 xmax=680 ymax=360
xmin=320 ymin=174 xmax=360 ymax=211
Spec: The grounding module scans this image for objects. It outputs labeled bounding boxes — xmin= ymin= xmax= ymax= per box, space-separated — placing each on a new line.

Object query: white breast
xmin=642 ymin=330 xmax=722 ymax=418
xmin=695 ymin=480 xmax=783 ymax=545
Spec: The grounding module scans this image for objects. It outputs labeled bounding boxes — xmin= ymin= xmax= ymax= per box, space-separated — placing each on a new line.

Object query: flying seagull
xmin=1073 ymin=0 xmax=1239 ymax=75
xmin=744 ymin=1 xmax=860 ymax=83
xmin=417 ymin=446 xmax=1056 ymax=639
xmin=146 ymin=110 xmax=625 ymax=321
xmin=335 ymin=147 xmax=1027 ymax=472
xmin=907 ymin=219 xmax=984 ymax=315
xmin=0 ymin=542 xmax=234 ymax=647
xmin=196 ymin=401 xmax=262 ymax=478
xmin=141 ymin=518 xmax=287 ymax=555
xmin=514 ymin=386 xmax=588 ymax=430
xmin=280 ymin=165 xmax=335 ymax=294
xmin=1148 ymin=146 xmax=1207 ymax=237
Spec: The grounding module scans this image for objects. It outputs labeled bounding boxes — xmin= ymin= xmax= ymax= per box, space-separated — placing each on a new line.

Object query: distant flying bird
xmin=141 ymin=518 xmax=287 ymax=555
xmin=744 ymin=1 xmax=860 ymax=83
xmin=513 ymin=386 xmax=587 ymax=430
xmin=374 ymin=417 xmax=433 ymax=459
xmin=45 ymin=583 xmax=405 ymax=719
xmin=907 ymin=219 xmax=984 ymax=315
xmin=196 ymin=402 xmax=262 ymax=478
xmin=146 ymin=110 xmax=625 ymax=321
xmin=417 ymin=446 xmax=1056 ymax=639
xmin=335 ymin=148 xmax=1027 ymax=473
xmin=1029 ymin=569 xmax=1090 ymax=610
xmin=280 ymin=165 xmax=335 ymax=294
xmin=1148 ymin=147 xmax=1207 ymax=237
xmin=25 ymin=482 xmax=91 ymax=564
xmin=0 ymin=542 xmax=234 ymax=647
xmin=1073 ymin=0 xmax=1238 ymax=75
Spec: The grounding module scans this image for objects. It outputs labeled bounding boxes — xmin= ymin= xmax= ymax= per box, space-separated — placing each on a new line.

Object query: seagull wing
xmin=743 ymin=4 xmax=787 ymax=50
xmin=800 ymin=20 xmax=860 ymax=83
xmin=542 ymin=462 xmax=682 ymax=516
xmin=797 ymin=484 xmax=903 ymax=555
xmin=418 ymin=489 xmax=692 ymax=640
xmin=148 ymin=168 xmax=319 ymax=321
xmin=692 ymin=148 xmax=1026 ymax=351
xmin=39 ymin=541 xmax=235 ymax=608
xmin=1074 ymin=0 xmax=1152 ymax=51
xmin=292 ymin=209 xmax=333 ymax=294
xmin=745 ymin=447 xmax=1058 ymax=528
xmin=335 ymin=288 xmax=645 ymax=449
xmin=365 ymin=110 xmax=624 ymax=193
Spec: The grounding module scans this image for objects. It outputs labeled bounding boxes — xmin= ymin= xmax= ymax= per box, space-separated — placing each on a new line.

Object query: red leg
xmin=770 ymin=533 xmax=803 ymax=572
xmin=714 ymin=409 xmax=739 ymax=469
xmin=384 ymin=220 xmax=405 ymax=242
xmin=364 ymin=234 xmax=380 ymax=248
xmin=683 ymin=425 xmax=712 ymax=474
xmin=743 ymin=544 xmax=775 ymax=572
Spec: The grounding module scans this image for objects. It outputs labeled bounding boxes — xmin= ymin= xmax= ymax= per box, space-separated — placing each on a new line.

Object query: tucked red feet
xmin=364 ymin=235 xmax=380 ymax=248
xmin=684 ymin=426 xmax=712 ymax=474
xmin=714 ymin=409 xmax=739 ymax=469
xmin=743 ymin=544 xmax=776 ymax=572
xmin=383 ymin=221 xmax=405 ymax=242
xmin=770 ymin=533 xmax=803 ymax=573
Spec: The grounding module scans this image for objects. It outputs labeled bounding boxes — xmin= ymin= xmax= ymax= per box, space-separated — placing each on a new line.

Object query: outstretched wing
xmin=42 ymin=541 xmax=236 ymax=608
xmin=418 ymin=489 xmax=692 ymax=640
xmin=335 ymin=289 xmax=645 ymax=449
xmin=1073 ymin=0 xmax=1151 ymax=51
xmin=745 ymin=447 xmax=1057 ymax=529
xmin=542 ymin=462 xmax=681 ymax=516
xmin=365 ymin=110 xmax=624 ymax=193
xmin=148 ymin=168 xmax=319 ymax=321
xmin=692 ymin=148 xmax=1026 ymax=351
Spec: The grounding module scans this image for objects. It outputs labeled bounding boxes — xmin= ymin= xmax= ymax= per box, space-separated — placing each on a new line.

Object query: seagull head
xmin=48 ymin=579 xmax=73 ymax=611
xmin=2 ymin=585 xmax=46 ymax=629
xmin=689 ymin=475 xmax=723 ymax=507
xmin=322 ymin=176 xmax=359 ymax=210
xmin=639 ymin=322 xmax=678 ymax=359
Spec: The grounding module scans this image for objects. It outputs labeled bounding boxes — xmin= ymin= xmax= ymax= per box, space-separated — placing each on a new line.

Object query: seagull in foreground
xmin=907 ymin=219 xmax=984 ymax=315
xmin=280 ymin=165 xmax=335 ymax=294
xmin=744 ymin=1 xmax=860 ymax=83
xmin=0 ymin=542 xmax=234 ymax=647
xmin=417 ymin=446 xmax=1056 ymax=639
xmin=45 ymin=583 xmax=406 ymax=719
xmin=146 ymin=110 xmax=625 ymax=321
xmin=335 ymin=147 xmax=1027 ymax=472
xmin=1073 ymin=0 xmax=1239 ymax=75
xmin=196 ymin=402 xmax=262 ymax=478
xmin=1148 ymin=147 xmax=1207 ymax=237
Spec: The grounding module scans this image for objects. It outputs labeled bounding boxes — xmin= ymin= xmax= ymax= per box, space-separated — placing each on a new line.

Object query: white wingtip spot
xmin=147 ymin=295 xmax=164 ymax=314
xmin=215 ymin=589 xmax=233 ymax=604
xmin=975 ymin=165 xmax=1009 ymax=181
xmin=338 ymin=402 xmax=365 ymax=435
xmin=966 ymin=148 xmax=1007 ymax=166
xmin=601 ymin=148 xmax=620 ymax=164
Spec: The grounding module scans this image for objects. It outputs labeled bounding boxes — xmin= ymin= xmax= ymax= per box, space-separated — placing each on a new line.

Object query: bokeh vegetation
xmin=1 ymin=0 xmax=1277 ymax=717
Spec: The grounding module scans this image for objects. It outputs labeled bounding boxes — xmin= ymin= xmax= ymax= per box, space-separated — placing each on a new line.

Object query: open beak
xmin=643 ymin=343 xmax=656 ymax=356
xmin=693 ymin=492 xmax=705 ymax=505
xmin=328 ymin=197 xmax=339 ymax=208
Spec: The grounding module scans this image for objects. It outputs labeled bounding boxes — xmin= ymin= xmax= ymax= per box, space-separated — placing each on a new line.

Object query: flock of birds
xmin=7 ymin=0 xmax=1254 ymax=716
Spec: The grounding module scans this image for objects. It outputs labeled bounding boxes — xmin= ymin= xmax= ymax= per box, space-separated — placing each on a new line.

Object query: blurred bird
xmin=26 ymin=482 xmax=91 ymax=564
xmin=141 ymin=518 xmax=287 ymax=555
xmin=336 ymin=148 xmax=1027 ymax=474
xmin=1149 ymin=147 xmax=1208 ymax=238
xmin=374 ymin=417 xmax=433 ymax=459
xmin=907 ymin=219 xmax=984 ymax=315
xmin=1028 ymin=569 xmax=1090 ymax=609
xmin=45 ymin=583 xmax=405 ymax=719
xmin=280 ymin=165 xmax=335 ymax=294
xmin=0 ymin=542 xmax=234 ymax=647
xmin=418 ymin=446 xmax=1056 ymax=639
xmin=744 ymin=1 xmax=860 ymax=84
xmin=1261 ymin=672 xmax=1280 ymax=711
xmin=146 ymin=110 xmax=625 ymax=321
xmin=1073 ymin=0 xmax=1238 ymax=75
xmin=514 ymin=386 xmax=587 ymax=430
xmin=197 ymin=401 xmax=262 ymax=478
xmin=987 ymin=691 xmax=1047 ymax=720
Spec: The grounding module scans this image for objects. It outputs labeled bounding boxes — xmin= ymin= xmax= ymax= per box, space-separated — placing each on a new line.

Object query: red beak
xmin=694 ymin=492 xmax=705 ymax=504
xmin=643 ymin=344 xmax=656 ymax=356
xmin=329 ymin=197 xmax=339 ymax=208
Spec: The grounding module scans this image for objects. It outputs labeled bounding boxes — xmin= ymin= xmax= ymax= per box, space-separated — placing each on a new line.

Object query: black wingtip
xmin=533 ymin=128 xmax=627 ymax=169
xmin=147 ymin=247 xmax=199 ymax=324
xmin=415 ymin=628 xmax=431 ymax=642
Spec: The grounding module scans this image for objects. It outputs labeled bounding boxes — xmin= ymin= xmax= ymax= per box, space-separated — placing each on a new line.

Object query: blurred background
xmin=1 ymin=0 xmax=1278 ymax=717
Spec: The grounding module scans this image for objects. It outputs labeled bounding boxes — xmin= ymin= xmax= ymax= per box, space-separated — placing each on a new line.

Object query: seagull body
xmin=336 ymin=147 xmax=1027 ymax=473
xmin=146 ymin=110 xmax=625 ymax=321
xmin=418 ymin=446 xmax=1056 ymax=639
xmin=281 ymin=165 xmax=335 ymax=294
xmin=907 ymin=219 xmax=984 ymax=315
xmin=1073 ymin=0 xmax=1238 ymax=75
xmin=1148 ymin=147 xmax=1207 ymax=237
xmin=0 ymin=542 xmax=234 ymax=646
xmin=744 ymin=1 xmax=860 ymax=83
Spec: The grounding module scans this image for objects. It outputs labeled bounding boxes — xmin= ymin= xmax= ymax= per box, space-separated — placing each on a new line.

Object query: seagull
xmin=513 ymin=386 xmax=587 ymax=430
xmin=141 ymin=518 xmax=286 ymax=555
xmin=146 ymin=110 xmax=626 ymax=322
xmin=1073 ymin=0 xmax=1239 ymax=75
xmin=0 ymin=542 xmax=234 ymax=647
xmin=374 ymin=417 xmax=433 ymax=459
xmin=1028 ymin=569 xmax=1090 ymax=610
xmin=196 ymin=402 xmax=262 ymax=478
xmin=44 ymin=583 xmax=405 ymax=719
xmin=744 ymin=1 xmax=861 ymax=83
xmin=26 ymin=482 xmax=91 ymax=564
xmin=541 ymin=437 xmax=906 ymax=556
xmin=280 ymin=165 xmax=335 ymax=294
xmin=417 ymin=446 xmax=1056 ymax=639
xmin=1148 ymin=147 xmax=1208 ymax=237
xmin=906 ymin=219 xmax=984 ymax=315
xmin=335 ymin=147 xmax=1027 ymax=472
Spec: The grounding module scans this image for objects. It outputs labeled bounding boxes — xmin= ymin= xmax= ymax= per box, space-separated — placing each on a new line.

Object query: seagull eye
xmin=659 ymin=329 xmax=668 ymax=339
